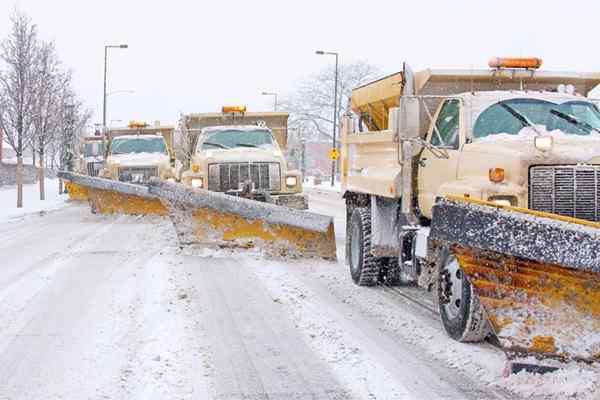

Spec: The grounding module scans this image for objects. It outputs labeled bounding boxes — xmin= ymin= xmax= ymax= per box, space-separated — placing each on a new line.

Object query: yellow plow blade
xmin=58 ymin=172 xmax=336 ymax=260
xmin=151 ymin=180 xmax=337 ymax=260
xmin=431 ymin=197 xmax=600 ymax=362
xmin=64 ymin=181 xmax=89 ymax=201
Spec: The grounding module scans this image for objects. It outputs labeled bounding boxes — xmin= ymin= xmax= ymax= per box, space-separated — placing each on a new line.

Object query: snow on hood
xmin=469 ymin=126 xmax=600 ymax=163
xmin=107 ymin=152 xmax=169 ymax=166
xmin=197 ymin=147 xmax=282 ymax=164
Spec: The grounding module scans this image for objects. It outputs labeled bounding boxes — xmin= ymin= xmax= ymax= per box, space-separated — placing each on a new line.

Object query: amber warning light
xmin=489 ymin=57 xmax=542 ymax=70
xmin=128 ymin=121 xmax=148 ymax=128
xmin=222 ymin=106 xmax=247 ymax=113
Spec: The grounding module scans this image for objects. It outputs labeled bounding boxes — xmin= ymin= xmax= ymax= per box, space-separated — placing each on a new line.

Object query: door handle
xmin=419 ymin=158 xmax=427 ymax=167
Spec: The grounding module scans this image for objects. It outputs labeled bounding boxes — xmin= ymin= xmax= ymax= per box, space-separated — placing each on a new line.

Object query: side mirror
xmin=397 ymin=96 xmax=421 ymax=140
xmin=170 ymin=157 xmax=176 ymax=167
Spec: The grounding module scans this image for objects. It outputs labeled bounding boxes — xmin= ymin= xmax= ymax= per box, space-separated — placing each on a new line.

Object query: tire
xmin=438 ymin=247 xmax=489 ymax=342
xmin=348 ymin=208 xmax=380 ymax=286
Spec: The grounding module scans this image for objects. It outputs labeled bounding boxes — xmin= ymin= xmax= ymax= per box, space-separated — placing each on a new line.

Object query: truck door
xmin=417 ymin=99 xmax=462 ymax=216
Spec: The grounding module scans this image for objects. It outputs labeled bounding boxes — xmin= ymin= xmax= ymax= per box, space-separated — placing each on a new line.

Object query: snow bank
xmin=0 ymin=179 xmax=68 ymax=221
xmin=304 ymin=177 xmax=341 ymax=193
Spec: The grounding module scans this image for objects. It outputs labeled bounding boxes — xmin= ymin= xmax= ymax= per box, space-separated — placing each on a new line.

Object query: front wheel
xmin=438 ymin=247 xmax=490 ymax=342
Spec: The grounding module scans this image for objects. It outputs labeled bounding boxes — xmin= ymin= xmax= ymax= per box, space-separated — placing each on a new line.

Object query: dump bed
xmin=352 ymin=69 xmax=600 ymax=131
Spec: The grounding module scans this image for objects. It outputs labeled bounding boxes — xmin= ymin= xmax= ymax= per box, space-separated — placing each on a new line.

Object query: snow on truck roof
xmin=200 ymin=125 xmax=273 ymax=134
xmin=112 ymin=134 xmax=166 ymax=140
xmin=186 ymin=111 xmax=289 ymax=119
xmin=457 ymin=90 xmax=589 ymax=102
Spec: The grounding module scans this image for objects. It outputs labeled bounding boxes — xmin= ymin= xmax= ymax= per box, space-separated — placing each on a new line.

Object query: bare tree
xmin=281 ymin=60 xmax=380 ymax=144
xmin=0 ymin=11 xmax=40 ymax=207
xmin=31 ymin=41 xmax=64 ymax=200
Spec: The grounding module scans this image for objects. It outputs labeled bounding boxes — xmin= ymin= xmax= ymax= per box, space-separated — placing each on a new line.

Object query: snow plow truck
xmin=341 ymin=57 xmax=600 ymax=367
xmin=177 ymin=107 xmax=307 ymax=210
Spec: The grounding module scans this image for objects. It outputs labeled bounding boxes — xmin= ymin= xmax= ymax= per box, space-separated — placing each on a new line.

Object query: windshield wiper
xmin=550 ymin=109 xmax=600 ymax=135
xmin=203 ymin=141 xmax=229 ymax=149
xmin=235 ymin=143 xmax=259 ymax=148
xmin=500 ymin=103 xmax=542 ymax=135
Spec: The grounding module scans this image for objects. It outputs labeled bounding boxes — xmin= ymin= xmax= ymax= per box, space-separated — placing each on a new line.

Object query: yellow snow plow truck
xmin=59 ymin=117 xmax=335 ymax=260
xmin=99 ymin=121 xmax=177 ymax=184
xmin=177 ymin=107 xmax=306 ymax=209
xmin=341 ymin=57 xmax=600 ymax=368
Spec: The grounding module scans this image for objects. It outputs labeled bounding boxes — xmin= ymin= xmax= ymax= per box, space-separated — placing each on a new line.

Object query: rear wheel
xmin=438 ymin=247 xmax=489 ymax=342
xmin=348 ymin=208 xmax=380 ymax=286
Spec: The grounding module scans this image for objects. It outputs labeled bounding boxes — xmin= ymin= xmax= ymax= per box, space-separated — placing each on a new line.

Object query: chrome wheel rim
xmin=442 ymin=256 xmax=464 ymax=320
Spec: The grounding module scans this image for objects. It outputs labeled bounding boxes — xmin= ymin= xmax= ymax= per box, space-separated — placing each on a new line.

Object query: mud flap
xmin=58 ymin=172 xmax=336 ymax=260
xmin=430 ymin=196 xmax=600 ymax=363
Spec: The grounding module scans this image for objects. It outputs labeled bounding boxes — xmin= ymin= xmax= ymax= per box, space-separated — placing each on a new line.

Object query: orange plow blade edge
xmin=58 ymin=172 xmax=336 ymax=260
xmin=430 ymin=197 xmax=600 ymax=363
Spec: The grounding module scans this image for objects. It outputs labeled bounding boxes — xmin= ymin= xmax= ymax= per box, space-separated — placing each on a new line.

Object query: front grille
xmin=529 ymin=165 xmax=599 ymax=221
xmin=118 ymin=166 xmax=158 ymax=184
xmin=86 ymin=161 xmax=102 ymax=177
xmin=208 ymin=162 xmax=280 ymax=192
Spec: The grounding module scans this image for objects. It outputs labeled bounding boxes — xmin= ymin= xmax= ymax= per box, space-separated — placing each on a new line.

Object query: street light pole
xmin=102 ymin=44 xmax=128 ymax=129
xmin=261 ymin=91 xmax=278 ymax=111
xmin=315 ymin=50 xmax=339 ymax=187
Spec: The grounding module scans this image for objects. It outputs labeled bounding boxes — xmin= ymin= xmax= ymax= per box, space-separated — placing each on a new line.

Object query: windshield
xmin=199 ymin=129 xmax=276 ymax=151
xmin=110 ymin=137 xmax=167 ymax=155
xmin=473 ymin=98 xmax=600 ymax=138
xmin=84 ymin=142 xmax=105 ymax=157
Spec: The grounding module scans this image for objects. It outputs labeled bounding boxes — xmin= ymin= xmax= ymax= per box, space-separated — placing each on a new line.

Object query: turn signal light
xmin=191 ymin=164 xmax=200 ymax=173
xmin=222 ymin=106 xmax=247 ymax=113
xmin=489 ymin=167 xmax=505 ymax=183
xmin=488 ymin=57 xmax=542 ymax=70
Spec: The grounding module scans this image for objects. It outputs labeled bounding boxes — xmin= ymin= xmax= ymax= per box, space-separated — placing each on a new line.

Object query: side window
xmin=431 ymin=99 xmax=460 ymax=148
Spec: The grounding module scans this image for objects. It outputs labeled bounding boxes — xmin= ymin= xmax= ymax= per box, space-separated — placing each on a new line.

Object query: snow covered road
xmin=0 ymin=190 xmax=599 ymax=399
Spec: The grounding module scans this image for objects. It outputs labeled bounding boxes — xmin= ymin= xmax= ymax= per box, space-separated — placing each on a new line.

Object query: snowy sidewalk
xmin=0 ymin=179 xmax=69 ymax=221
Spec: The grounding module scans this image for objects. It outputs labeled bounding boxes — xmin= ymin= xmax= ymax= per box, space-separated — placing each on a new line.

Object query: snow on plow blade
xmin=58 ymin=172 xmax=168 ymax=216
xmin=430 ymin=196 xmax=600 ymax=363
xmin=150 ymin=181 xmax=337 ymax=260
xmin=58 ymin=172 xmax=336 ymax=260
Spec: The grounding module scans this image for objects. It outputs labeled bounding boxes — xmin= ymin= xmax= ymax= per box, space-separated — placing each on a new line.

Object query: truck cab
xmin=417 ymin=91 xmax=600 ymax=218
xmin=77 ymin=136 xmax=106 ymax=176
xmin=100 ymin=121 xmax=177 ymax=185
xmin=179 ymin=107 xmax=306 ymax=209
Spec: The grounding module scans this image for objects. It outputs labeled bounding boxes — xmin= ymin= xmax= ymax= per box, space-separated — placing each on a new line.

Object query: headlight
xmin=167 ymin=178 xmax=175 ymax=183
xmin=285 ymin=176 xmax=297 ymax=187
xmin=534 ymin=136 xmax=553 ymax=151
xmin=191 ymin=178 xmax=203 ymax=188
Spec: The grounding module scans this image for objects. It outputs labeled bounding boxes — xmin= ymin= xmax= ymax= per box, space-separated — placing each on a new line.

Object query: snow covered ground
xmin=304 ymin=177 xmax=342 ymax=193
xmin=0 ymin=188 xmax=598 ymax=399
xmin=0 ymin=179 xmax=68 ymax=222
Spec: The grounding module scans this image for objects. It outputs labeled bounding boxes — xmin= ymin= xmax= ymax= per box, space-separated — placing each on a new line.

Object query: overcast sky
xmin=2 ymin=0 xmax=599 ymax=128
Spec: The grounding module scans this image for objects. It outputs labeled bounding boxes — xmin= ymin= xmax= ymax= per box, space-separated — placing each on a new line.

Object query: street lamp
xmin=315 ymin=50 xmax=339 ymax=187
xmin=261 ymin=91 xmax=278 ymax=111
xmin=103 ymin=44 xmax=128 ymax=129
